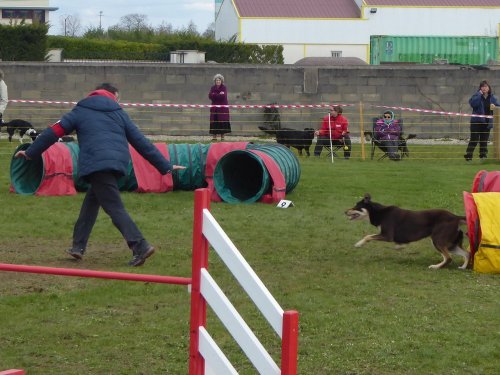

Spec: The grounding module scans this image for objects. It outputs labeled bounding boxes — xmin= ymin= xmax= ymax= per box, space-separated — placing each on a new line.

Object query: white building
xmin=0 ymin=0 xmax=57 ymax=25
xmin=215 ymin=0 xmax=500 ymax=64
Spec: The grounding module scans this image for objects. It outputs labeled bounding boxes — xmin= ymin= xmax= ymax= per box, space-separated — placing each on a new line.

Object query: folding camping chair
xmin=325 ymin=139 xmax=348 ymax=158
xmin=366 ymin=117 xmax=414 ymax=160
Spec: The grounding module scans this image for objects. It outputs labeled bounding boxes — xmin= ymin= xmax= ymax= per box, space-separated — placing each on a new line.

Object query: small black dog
xmin=1 ymin=119 xmax=38 ymax=143
xmin=259 ymin=126 xmax=315 ymax=156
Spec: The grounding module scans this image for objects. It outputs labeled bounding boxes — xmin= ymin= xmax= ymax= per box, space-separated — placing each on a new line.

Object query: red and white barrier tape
xmin=8 ymin=99 xmax=353 ymax=109
xmin=373 ymin=104 xmax=493 ymax=119
xmin=9 ymin=99 xmax=491 ymax=118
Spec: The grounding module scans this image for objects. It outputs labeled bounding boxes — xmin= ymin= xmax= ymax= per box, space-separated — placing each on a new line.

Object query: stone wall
xmin=1 ymin=62 xmax=499 ymax=138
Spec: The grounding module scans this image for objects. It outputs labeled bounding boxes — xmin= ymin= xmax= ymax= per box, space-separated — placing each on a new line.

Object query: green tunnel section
xmin=10 ymin=143 xmax=136 ymax=194
xmin=168 ymin=143 xmax=210 ymax=190
xmin=246 ymin=143 xmax=301 ymax=193
xmin=214 ymin=150 xmax=271 ymax=204
xmin=10 ymin=143 xmax=44 ymax=195
xmin=10 ymin=142 xmax=301 ymax=203
xmin=213 ymin=144 xmax=301 ymax=203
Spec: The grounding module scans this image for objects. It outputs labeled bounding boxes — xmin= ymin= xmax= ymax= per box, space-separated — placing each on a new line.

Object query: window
xmin=1 ymin=9 xmax=45 ymax=23
xmin=33 ymin=10 xmax=45 ymax=23
xmin=331 ymin=51 xmax=342 ymax=58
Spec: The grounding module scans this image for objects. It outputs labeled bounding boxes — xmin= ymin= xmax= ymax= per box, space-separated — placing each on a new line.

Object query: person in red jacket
xmin=314 ymin=105 xmax=351 ymax=159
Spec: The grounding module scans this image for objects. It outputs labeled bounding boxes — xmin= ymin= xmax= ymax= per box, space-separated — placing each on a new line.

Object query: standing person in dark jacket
xmin=464 ymin=80 xmax=499 ymax=161
xmin=15 ymin=83 xmax=186 ymax=266
xmin=208 ymin=73 xmax=231 ymax=141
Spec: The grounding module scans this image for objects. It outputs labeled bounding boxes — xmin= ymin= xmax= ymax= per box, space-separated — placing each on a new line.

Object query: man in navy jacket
xmin=15 ymin=83 xmax=185 ymax=266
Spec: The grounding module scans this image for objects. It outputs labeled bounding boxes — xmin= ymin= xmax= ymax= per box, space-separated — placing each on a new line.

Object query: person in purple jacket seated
xmin=208 ymin=73 xmax=231 ymax=141
xmin=374 ymin=110 xmax=402 ymax=161
xmin=15 ymin=83 xmax=186 ymax=267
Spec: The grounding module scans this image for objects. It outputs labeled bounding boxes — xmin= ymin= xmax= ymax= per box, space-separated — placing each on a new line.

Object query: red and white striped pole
xmin=189 ymin=188 xmax=211 ymax=375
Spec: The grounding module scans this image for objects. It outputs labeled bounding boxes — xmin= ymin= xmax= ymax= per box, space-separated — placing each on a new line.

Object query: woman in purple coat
xmin=375 ymin=110 xmax=402 ymax=161
xmin=208 ymin=73 xmax=231 ymax=141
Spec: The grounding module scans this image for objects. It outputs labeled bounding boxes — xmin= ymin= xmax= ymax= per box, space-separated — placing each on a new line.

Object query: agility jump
xmin=0 ymin=188 xmax=298 ymax=374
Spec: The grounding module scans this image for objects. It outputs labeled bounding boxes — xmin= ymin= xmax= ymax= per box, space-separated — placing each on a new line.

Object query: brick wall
xmin=1 ymin=62 xmax=498 ymax=138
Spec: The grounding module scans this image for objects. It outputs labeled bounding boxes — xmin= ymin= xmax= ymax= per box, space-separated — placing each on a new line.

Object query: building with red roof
xmin=215 ymin=0 xmax=500 ymax=63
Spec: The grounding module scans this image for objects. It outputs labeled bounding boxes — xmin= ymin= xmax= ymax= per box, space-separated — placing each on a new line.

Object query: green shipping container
xmin=370 ymin=35 xmax=499 ymax=65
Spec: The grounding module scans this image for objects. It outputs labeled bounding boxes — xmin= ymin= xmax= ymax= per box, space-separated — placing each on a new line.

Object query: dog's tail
xmin=258 ymin=126 xmax=277 ymax=136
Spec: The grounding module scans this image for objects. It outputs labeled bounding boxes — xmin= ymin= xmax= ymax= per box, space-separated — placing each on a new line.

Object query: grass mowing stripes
xmin=0 ymin=139 xmax=499 ymax=374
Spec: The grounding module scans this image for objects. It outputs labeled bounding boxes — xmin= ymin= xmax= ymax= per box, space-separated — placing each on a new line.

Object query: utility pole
xmin=99 ymin=11 xmax=103 ymax=30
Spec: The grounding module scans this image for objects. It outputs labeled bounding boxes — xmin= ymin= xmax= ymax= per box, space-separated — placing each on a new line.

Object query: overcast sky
xmin=49 ymin=0 xmax=215 ymax=35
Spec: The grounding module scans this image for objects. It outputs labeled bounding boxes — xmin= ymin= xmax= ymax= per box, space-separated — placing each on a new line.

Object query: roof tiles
xmin=364 ymin=1 xmax=500 ymax=5
xmin=233 ymin=0 xmax=361 ymax=18
xmin=232 ymin=0 xmax=500 ymax=19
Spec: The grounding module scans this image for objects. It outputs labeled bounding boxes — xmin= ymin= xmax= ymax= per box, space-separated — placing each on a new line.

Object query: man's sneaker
xmin=128 ymin=246 xmax=155 ymax=267
xmin=66 ymin=248 xmax=85 ymax=260
xmin=464 ymin=154 xmax=472 ymax=162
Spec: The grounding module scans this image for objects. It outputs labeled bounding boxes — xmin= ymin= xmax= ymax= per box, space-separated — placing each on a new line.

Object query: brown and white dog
xmin=345 ymin=193 xmax=469 ymax=269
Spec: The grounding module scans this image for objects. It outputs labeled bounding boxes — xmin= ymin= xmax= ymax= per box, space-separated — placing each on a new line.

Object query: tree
xmin=156 ymin=21 xmax=173 ymax=36
xmin=178 ymin=20 xmax=199 ymax=37
xmin=202 ymin=22 xmax=215 ymax=40
xmin=59 ymin=14 xmax=82 ymax=37
xmin=115 ymin=13 xmax=150 ymax=32
xmin=83 ymin=26 xmax=106 ymax=39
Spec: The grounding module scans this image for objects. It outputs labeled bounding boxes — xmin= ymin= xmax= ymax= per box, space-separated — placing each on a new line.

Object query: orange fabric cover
xmin=463 ymin=192 xmax=480 ymax=262
xmin=129 ymin=143 xmax=173 ymax=193
xmin=248 ymin=149 xmax=286 ymax=204
xmin=472 ymin=170 xmax=500 ymax=193
xmin=36 ymin=142 xmax=76 ymax=196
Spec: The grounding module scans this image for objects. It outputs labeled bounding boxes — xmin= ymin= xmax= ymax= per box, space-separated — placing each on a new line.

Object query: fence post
xmin=281 ymin=310 xmax=299 ymax=375
xmin=189 ymin=188 xmax=211 ymax=375
xmin=359 ymin=101 xmax=365 ymax=160
xmin=494 ymin=108 xmax=500 ymax=160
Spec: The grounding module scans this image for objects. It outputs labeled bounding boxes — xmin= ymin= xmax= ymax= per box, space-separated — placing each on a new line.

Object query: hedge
xmin=47 ymin=36 xmax=284 ymax=64
xmin=0 ymin=23 xmax=48 ymax=61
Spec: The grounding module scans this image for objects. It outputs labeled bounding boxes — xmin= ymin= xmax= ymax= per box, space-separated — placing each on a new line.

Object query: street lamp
xmin=64 ymin=15 xmax=69 ymax=36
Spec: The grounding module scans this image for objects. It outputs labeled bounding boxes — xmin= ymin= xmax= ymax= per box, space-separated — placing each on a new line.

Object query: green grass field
xmin=0 ymin=139 xmax=499 ymax=375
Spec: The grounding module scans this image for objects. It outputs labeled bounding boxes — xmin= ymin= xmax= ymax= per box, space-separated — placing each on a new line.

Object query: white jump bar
xmin=202 ymin=209 xmax=284 ymax=337
xmin=200 ymin=269 xmax=280 ymax=375
xmin=199 ymin=326 xmax=238 ymax=375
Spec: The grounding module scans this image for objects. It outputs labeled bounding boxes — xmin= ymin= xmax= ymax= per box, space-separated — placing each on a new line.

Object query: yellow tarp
xmin=472 ymin=192 xmax=500 ymax=274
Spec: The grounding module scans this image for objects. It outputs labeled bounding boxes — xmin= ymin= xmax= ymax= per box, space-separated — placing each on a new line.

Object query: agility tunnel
xmin=463 ymin=170 xmax=500 ymax=274
xmin=214 ymin=144 xmax=301 ymax=203
xmin=10 ymin=142 xmax=301 ymax=204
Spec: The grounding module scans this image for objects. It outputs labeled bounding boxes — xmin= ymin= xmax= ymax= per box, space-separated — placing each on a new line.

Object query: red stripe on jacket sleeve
xmin=51 ymin=122 xmax=65 ymax=138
